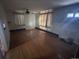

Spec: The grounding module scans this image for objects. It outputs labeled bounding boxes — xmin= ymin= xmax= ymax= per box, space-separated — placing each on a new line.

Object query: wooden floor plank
xmin=6 ymin=29 xmax=74 ymax=59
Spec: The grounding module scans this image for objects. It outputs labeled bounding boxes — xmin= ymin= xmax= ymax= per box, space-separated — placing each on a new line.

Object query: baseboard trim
xmin=35 ymin=27 xmax=59 ymax=38
xmin=10 ymin=28 xmax=26 ymax=31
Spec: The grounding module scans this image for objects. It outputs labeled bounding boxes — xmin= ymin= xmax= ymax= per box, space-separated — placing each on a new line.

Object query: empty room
xmin=0 ymin=0 xmax=79 ymax=59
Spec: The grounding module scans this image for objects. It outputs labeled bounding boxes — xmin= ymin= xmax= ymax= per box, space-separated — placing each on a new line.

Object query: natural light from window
xmin=67 ymin=13 xmax=74 ymax=18
xmin=75 ymin=13 xmax=79 ymax=17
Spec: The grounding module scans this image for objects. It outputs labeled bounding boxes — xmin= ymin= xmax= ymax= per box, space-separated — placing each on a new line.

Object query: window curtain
xmin=14 ymin=14 xmax=25 ymax=25
xmin=39 ymin=13 xmax=52 ymax=27
xmin=47 ymin=13 xmax=52 ymax=27
xmin=39 ymin=14 xmax=47 ymax=27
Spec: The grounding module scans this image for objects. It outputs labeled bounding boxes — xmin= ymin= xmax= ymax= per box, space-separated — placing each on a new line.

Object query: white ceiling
xmin=1 ymin=0 xmax=79 ymax=12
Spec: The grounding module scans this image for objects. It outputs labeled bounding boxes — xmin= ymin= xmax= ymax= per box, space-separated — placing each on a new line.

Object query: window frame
xmin=39 ymin=12 xmax=52 ymax=28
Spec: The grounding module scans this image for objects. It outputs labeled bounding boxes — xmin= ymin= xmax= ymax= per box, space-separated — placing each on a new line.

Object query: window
xmin=15 ymin=14 xmax=25 ymax=25
xmin=39 ymin=14 xmax=47 ymax=27
xmin=67 ymin=13 xmax=74 ymax=18
xmin=47 ymin=13 xmax=52 ymax=27
xmin=39 ymin=10 xmax=52 ymax=28
xmin=75 ymin=13 xmax=79 ymax=17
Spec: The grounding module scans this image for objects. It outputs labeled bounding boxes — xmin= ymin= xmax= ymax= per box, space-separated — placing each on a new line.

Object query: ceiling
xmin=1 ymin=0 xmax=79 ymax=12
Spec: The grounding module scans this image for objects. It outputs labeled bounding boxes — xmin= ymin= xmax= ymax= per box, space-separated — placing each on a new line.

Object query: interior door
xmin=0 ymin=40 xmax=4 ymax=59
xmin=0 ymin=23 xmax=7 ymax=56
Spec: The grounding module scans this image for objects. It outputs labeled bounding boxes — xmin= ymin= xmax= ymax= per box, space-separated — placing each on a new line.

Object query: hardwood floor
xmin=6 ymin=29 xmax=74 ymax=59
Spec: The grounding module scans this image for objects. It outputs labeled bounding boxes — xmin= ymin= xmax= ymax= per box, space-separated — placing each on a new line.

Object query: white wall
xmin=7 ymin=13 xmax=36 ymax=30
xmin=7 ymin=13 xmax=26 ymax=30
xmin=25 ymin=13 xmax=36 ymax=29
xmin=0 ymin=4 xmax=10 ymax=52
